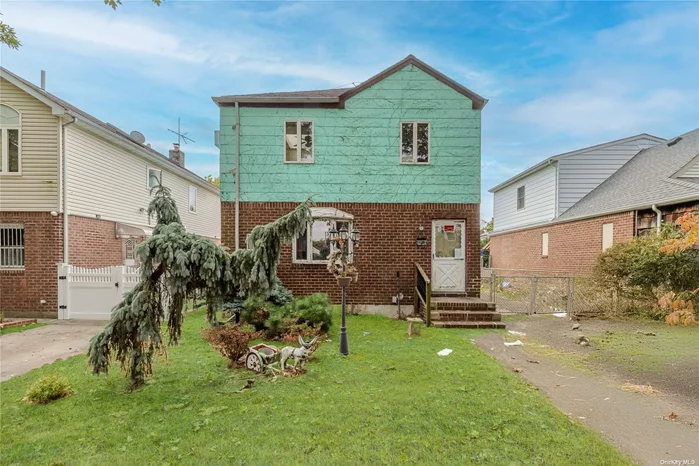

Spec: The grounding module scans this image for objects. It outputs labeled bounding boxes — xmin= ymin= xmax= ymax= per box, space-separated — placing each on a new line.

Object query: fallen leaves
xmin=621 ymin=383 xmax=658 ymax=395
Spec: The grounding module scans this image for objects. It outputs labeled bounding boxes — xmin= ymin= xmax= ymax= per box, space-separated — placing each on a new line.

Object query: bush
xmin=221 ymin=278 xmax=293 ymax=323
xmin=201 ymin=325 xmax=262 ymax=364
xmin=23 ymin=374 xmax=74 ymax=404
xmin=284 ymin=293 xmax=332 ymax=332
xmin=594 ymin=230 xmax=699 ymax=298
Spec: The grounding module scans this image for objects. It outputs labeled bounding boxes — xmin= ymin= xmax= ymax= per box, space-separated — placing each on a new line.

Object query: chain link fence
xmin=481 ymin=269 xmax=655 ymax=317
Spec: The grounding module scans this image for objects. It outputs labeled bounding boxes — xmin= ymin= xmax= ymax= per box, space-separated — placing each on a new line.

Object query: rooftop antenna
xmin=167 ymin=117 xmax=195 ymax=145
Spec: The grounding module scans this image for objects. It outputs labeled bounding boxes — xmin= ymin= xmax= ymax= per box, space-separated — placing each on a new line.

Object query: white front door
xmin=432 ymin=220 xmax=466 ymax=292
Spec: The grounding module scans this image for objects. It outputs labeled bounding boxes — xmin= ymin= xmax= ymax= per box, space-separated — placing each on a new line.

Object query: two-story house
xmin=488 ymin=131 xmax=699 ymax=274
xmin=213 ymin=55 xmax=502 ymax=327
xmin=0 ymin=68 xmax=221 ymax=318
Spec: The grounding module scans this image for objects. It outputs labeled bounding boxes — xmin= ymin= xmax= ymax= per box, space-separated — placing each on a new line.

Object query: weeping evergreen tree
xmin=88 ymin=186 xmax=311 ymax=389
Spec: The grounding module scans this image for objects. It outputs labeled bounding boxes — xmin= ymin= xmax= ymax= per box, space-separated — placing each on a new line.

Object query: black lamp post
xmin=327 ymin=222 xmax=360 ymax=356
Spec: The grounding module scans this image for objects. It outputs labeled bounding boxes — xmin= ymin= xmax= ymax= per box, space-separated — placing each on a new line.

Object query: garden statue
xmin=280 ymin=335 xmax=318 ymax=370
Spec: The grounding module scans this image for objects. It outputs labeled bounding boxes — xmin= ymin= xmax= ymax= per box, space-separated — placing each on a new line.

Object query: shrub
xmin=594 ymin=230 xmax=699 ymax=299
xmin=285 ymin=293 xmax=332 ymax=332
xmin=201 ymin=325 xmax=262 ymax=364
xmin=267 ymin=278 xmax=294 ymax=306
xmin=238 ymin=297 xmax=272 ymax=330
xmin=23 ymin=374 xmax=74 ymax=404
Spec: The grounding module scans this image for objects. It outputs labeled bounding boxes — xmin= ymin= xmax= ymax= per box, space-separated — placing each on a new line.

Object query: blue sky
xmin=2 ymin=1 xmax=698 ymax=219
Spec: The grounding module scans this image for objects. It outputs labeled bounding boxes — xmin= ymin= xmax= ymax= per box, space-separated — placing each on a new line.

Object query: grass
xmin=588 ymin=322 xmax=698 ymax=373
xmin=0 ymin=322 xmax=47 ymax=336
xmin=0 ymin=309 xmax=631 ymax=465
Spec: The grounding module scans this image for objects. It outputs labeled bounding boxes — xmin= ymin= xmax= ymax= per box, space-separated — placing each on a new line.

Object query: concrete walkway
xmin=0 ymin=320 xmax=105 ymax=381
xmin=475 ymin=333 xmax=699 ymax=466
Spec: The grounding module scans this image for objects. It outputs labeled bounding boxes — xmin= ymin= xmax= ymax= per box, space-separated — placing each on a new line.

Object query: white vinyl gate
xmin=57 ymin=263 xmax=140 ymax=320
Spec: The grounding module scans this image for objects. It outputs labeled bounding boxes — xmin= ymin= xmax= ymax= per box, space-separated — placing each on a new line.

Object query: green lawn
xmin=0 ymin=310 xmax=630 ymax=465
xmin=0 ymin=322 xmax=47 ymax=336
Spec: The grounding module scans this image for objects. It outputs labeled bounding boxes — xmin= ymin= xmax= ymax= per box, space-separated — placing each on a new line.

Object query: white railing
xmin=57 ymin=263 xmax=142 ymax=320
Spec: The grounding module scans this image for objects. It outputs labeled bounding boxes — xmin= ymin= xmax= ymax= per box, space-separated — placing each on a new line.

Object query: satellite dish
xmin=130 ymin=130 xmax=146 ymax=144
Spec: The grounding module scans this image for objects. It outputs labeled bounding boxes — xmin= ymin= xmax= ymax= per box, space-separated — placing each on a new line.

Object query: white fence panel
xmin=58 ymin=263 xmax=141 ymax=320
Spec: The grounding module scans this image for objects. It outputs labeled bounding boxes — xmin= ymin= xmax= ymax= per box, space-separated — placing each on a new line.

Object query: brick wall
xmin=69 ymin=215 xmax=123 ymax=267
xmin=489 ymin=211 xmax=635 ymax=275
xmin=223 ymin=201 xmax=481 ymax=304
xmin=0 ymin=212 xmax=62 ymax=316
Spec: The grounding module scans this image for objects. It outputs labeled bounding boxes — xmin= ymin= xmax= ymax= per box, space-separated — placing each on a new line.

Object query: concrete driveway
xmin=0 ymin=320 xmax=105 ymax=382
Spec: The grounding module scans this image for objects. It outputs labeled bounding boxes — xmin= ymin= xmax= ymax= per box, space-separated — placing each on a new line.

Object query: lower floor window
xmin=294 ymin=219 xmax=351 ymax=263
xmin=0 ymin=224 xmax=25 ymax=268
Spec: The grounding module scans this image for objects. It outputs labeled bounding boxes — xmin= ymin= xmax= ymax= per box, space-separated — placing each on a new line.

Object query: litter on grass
xmin=508 ymin=330 xmax=526 ymax=336
xmin=504 ymin=340 xmax=524 ymax=347
xmin=437 ymin=349 xmax=453 ymax=356
xmin=363 ymin=332 xmax=371 ymax=336
xmin=553 ymin=312 xmax=568 ymax=318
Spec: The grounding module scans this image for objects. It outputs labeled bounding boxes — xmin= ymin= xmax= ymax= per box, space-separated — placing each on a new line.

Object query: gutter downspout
xmin=651 ymin=204 xmax=662 ymax=233
xmin=61 ymin=116 xmax=77 ymax=263
xmin=235 ymin=101 xmax=240 ymax=250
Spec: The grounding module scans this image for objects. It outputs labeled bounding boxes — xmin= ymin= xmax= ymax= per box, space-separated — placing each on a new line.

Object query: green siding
xmin=219 ymin=64 xmax=481 ymax=204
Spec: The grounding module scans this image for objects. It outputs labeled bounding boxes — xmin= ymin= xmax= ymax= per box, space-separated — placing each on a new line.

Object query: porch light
xmin=351 ymin=227 xmax=361 ymax=243
xmin=327 ymin=225 xmax=339 ymax=243
xmin=338 ymin=224 xmax=349 ymax=241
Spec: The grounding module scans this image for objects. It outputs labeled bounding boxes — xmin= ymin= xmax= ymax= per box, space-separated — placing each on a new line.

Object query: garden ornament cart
xmin=245 ymin=344 xmax=280 ymax=373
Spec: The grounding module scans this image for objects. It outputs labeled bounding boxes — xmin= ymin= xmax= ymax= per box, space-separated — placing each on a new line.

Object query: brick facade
xmin=489 ymin=211 xmax=635 ymax=275
xmin=223 ymin=201 xmax=481 ymax=305
xmin=1 ymin=213 xmax=128 ymax=316
xmin=0 ymin=212 xmax=63 ymax=317
xmin=68 ymin=216 xmax=124 ymax=267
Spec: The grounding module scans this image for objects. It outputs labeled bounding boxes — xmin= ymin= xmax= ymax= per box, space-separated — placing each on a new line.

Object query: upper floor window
xmin=517 ymin=186 xmax=525 ymax=210
xmin=0 ymin=224 xmax=25 ymax=269
xmin=188 ymin=185 xmax=197 ymax=213
xmin=285 ymin=120 xmax=314 ymax=163
xmin=0 ymin=104 xmax=21 ymax=174
xmin=147 ymin=168 xmax=162 ymax=190
xmin=401 ymin=122 xmax=430 ymax=164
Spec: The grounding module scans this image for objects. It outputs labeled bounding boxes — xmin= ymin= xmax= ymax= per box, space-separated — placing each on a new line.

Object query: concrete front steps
xmin=429 ymin=294 xmax=504 ymax=329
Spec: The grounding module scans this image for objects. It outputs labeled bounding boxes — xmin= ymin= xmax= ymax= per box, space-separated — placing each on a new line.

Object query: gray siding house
xmin=489 ymin=133 xmax=665 ymax=233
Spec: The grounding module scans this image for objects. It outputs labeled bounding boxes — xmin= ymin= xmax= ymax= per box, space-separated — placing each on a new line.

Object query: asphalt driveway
xmin=0 ymin=320 xmax=105 ymax=381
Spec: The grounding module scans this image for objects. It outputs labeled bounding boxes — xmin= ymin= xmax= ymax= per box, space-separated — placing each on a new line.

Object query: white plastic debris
xmin=504 ymin=340 xmax=524 ymax=347
xmin=363 ymin=332 xmax=370 ymax=336
xmin=437 ymin=349 xmax=453 ymax=356
xmin=553 ymin=312 xmax=568 ymax=318
xmin=508 ymin=330 xmax=526 ymax=336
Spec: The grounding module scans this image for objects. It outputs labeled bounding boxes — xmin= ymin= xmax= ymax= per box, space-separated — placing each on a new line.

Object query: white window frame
xmin=0 ymin=104 xmax=22 ymax=175
xmin=284 ymin=120 xmax=314 ymax=164
xmin=0 ymin=223 xmax=25 ymax=269
xmin=188 ymin=185 xmax=198 ymax=214
xmin=147 ymin=167 xmax=162 ymax=190
xmin=541 ymin=232 xmax=549 ymax=257
xmin=602 ymin=223 xmax=614 ymax=251
xmin=292 ymin=218 xmax=353 ymax=264
xmin=400 ymin=121 xmax=431 ymax=164
xmin=517 ymin=186 xmax=525 ymax=210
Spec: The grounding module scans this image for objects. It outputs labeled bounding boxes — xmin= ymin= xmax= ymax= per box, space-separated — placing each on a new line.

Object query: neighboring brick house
xmin=0 ymin=68 xmax=221 ymax=317
xmin=214 ymin=55 xmax=494 ymax=322
xmin=489 ymin=129 xmax=699 ymax=275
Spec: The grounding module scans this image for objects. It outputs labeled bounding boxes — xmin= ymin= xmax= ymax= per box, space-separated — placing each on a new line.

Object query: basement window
xmin=285 ymin=121 xmax=314 ymax=163
xmin=401 ymin=122 xmax=430 ymax=164
xmin=0 ymin=224 xmax=25 ymax=269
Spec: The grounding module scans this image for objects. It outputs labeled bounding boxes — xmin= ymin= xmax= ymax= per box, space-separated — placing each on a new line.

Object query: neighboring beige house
xmin=0 ymin=67 xmax=221 ymax=317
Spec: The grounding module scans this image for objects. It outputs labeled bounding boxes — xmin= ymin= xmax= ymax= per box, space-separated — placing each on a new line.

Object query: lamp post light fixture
xmin=327 ymin=222 xmax=360 ymax=356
